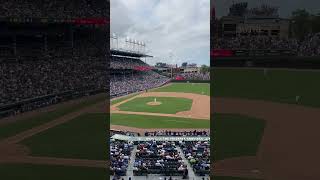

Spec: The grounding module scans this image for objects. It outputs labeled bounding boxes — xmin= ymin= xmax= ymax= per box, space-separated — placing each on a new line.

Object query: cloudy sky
xmin=215 ymin=0 xmax=320 ymax=17
xmin=111 ymin=0 xmax=210 ymax=66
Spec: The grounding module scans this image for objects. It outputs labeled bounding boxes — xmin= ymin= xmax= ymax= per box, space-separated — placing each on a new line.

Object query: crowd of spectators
xmin=181 ymin=141 xmax=210 ymax=176
xmin=214 ymin=33 xmax=320 ymax=56
xmin=145 ymin=130 xmax=210 ymax=137
xmin=179 ymin=72 xmax=210 ymax=81
xmin=109 ymin=130 xmax=211 ymax=178
xmin=133 ymin=141 xmax=188 ymax=177
xmin=110 ymin=71 xmax=170 ymax=98
xmin=110 ymin=56 xmax=149 ymax=69
xmin=0 ymin=0 xmax=107 ymax=18
xmin=0 ymin=25 xmax=107 ymax=119
xmin=110 ymin=139 xmax=134 ymax=177
xmin=1 ymin=57 xmax=106 ymax=106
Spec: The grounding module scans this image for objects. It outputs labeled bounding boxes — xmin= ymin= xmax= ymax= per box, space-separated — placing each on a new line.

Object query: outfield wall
xmin=213 ymin=56 xmax=320 ymax=69
xmin=170 ymin=80 xmax=210 ymax=83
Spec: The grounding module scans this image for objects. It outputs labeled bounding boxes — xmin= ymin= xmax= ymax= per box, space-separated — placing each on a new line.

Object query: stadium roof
xmin=111 ymin=49 xmax=153 ymax=58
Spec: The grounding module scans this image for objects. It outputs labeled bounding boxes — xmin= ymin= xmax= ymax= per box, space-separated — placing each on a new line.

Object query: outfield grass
xmin=21 ymin=113 xmax=107 ymax=160
xmin=213 ymin=69 xmax=320 ymax=107
xmin=213 ymin=114 xmax=265 ymax=160
xmin=151 ymin=83 xmax=210 ymax=96
xmin=0 ymin=164 xmax=106 ymax=180
xmin=0 ymin=95 xmax=105 ymax=140
xmin=118 ymin=97 xmax=193 ymax=114
xmin=110 ymin=113 xmax=209 ymax=128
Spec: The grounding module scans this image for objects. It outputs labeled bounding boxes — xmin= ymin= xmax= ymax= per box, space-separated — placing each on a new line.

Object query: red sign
xmin=134 ymin=66 xmax=152 ymax=71
xmin=74 ymin=18 xmax=109 ymax=25
xmin=175 ymin=76 xmax=185 ymax=81
xmin=211 ymin=49 xmax=234 ymax=57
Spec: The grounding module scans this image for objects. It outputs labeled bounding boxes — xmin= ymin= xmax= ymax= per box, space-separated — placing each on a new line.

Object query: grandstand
xmin=0 ymin=1 xmax=108 ymax=118
xmin=110 ymin=38 xmax=170 ymax=98
xmin=110 ymin=131 xmax=210 ymax=179
xmin=212 ymin=2 xmax=320 ymax=68
xmin=109 ymin=39 xmax=210 ymax=179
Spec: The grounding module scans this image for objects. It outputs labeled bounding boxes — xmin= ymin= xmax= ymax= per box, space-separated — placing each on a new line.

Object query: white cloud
xmin=111 ymin=0 xmax=210 ymax=66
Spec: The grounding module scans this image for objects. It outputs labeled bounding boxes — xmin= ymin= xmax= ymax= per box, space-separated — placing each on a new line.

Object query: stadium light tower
xmin=138 ymin=41 xmax=141 ymax=53
xmin=129 ymin=38 xmax=133 ymax=52
xmin=110 ymin=34 xmax=113 ymax=49
xmin=131 ymin=39 xmax=134 ymax=52
xmin=142 ymin=41 xmax=146 ymax=54
xmin=136 ymin=41 xmax=139 ymax=53
xmin=141 ymin=41 xmax=144 ymax=54
xmin=125 ymin=37 xmax=129 ymax=52
xmin=111 ymin=33 xmax=115 ymax=49
xmin=169 ymin=52 xmax=174 ymax=79
xmin=115 ymin=34 xmax=118 ymax=50
xmin=127 ymin=38 xmax=130 ymax=52
xmin=111 ymin=33 xmax=119 ymax=50
xmin=134 ymin=39 xmax=137 ymax=53
xmin=136 ymin=39 xmax=138 ymax=52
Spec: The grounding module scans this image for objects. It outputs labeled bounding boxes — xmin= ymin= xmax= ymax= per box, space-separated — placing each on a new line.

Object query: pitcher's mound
xmin=147 ymin=102 xmax=162 ymax=106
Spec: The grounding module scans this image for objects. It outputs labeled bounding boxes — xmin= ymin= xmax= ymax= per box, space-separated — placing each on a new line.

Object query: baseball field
xmin=213 ymin=68 xmax=320 ymax=180
xmin=0 ymin=82 xmax=212 ymax=179
xmin=2 ymin=69 xmax=319 ymax=180
xmin=110 ymin=83 xmax=211 ymax=134
xmin=110 ymin=82 xmax=266 ymax=180
xmin=0 ymin=94 xmax=108 ymax=179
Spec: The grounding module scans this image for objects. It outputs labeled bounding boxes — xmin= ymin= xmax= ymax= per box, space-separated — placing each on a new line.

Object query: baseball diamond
xmin=211 ymin=68 xmax=320 ymax=180
xmin=110 ymin=83 xmax=210 ymax=129
xmin=110 ymin=82 xmax=211 ymax=179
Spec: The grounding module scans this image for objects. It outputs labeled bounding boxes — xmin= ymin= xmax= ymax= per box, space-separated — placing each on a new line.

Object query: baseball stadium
xmin=110 ymin=0 xmax=211 ymax=179
xmin=109 ymin=36 xmax=211 ymax=180
xmin=0 ymin=1 xmax=109 ymax=179
xmin=212 ymin=1 xmax=320 ymax=180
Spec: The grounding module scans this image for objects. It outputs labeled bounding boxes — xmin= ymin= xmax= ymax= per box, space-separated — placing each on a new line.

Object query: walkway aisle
xmin=177 ymin=146 xmax=199 ymax=180
xmin=126 ymin=145 xmax=137 ymax=177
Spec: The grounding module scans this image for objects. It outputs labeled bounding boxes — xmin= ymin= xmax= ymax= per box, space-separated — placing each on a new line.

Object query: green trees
xmin=200 ymin=64 xmax=210 ymax=73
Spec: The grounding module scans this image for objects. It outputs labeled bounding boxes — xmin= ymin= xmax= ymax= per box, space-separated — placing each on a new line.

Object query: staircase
xmin=126 ymin=145 xmax=137 ymax=177
xmin=176 ymin=146 xmax=198 ymax=179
